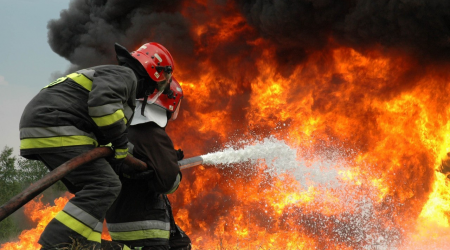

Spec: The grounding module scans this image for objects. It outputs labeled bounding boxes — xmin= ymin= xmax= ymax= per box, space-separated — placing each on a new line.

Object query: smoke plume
xmin=48 ymin=0 xmax=450 ymax=76
xmin=48 ymin=0 xmax=194 ymax=72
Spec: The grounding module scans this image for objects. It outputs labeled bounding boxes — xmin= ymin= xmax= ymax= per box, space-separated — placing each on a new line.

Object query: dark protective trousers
xmin=36 ymin=148 xmax=122 ymax=250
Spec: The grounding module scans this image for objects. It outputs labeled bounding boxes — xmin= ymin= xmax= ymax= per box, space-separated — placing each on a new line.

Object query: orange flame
xmin=0 ymin=193 xmax=111 ymax=250
xmin=170 ymin=43 xmax=450 ymax=247
xmin=0 ymin=194 xmax=72 ymax=250
xmin=168 ymin=1 xmax=450 ymax=248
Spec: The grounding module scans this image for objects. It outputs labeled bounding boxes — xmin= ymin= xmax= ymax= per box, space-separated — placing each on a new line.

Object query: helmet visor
xmin=171 ymin=99 xmax=181 ymax=121
xmin=147 ymin=70 xmax=172 ymax=104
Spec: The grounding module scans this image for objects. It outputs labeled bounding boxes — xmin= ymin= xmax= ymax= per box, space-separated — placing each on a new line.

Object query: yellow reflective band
xmin=55 ymin=211 xmax=101 ymax=243
xmin=43 ymin=73 xmax=93 ymax=91
xmin=115 ymin=148 xmax=128 ymax=159
xmin=166 ymin=182 xmax=180 ymax=194
xmin=20 ymin=136 xmax=98 ymax=149
xmin=166 ymin=173 xmax=181 ymax=194
xmin=109 ymin=229 xmax=170 ymax=241
xmin=92 ymin=109 xmax=125 ymax=127
xmin=67 ymin=73 xmax=93 ymax=91
xmin=43 ymin=76 xmax=68 ymax=88
xmin=123 ymin=246 xmax=131 ymax=250
xmin=87 ymin=231 xmax=102 ymax=243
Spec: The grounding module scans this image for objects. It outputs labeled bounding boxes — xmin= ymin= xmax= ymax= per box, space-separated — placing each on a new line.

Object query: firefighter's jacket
xmin=19 ymin=65 xmax=137 ymax=158
xmin=106 ymin=121 xmax=182 ymax=248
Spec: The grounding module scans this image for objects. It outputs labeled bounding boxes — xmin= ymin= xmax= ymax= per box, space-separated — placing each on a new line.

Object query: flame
xmin=0 ymin=194 xmax=71 ymax=250
xmin=0 ymin=193 xmax=111 ymax=250
xmin=169 ymin=1 xmax=450 ymax=248
xmin=4 ymin=0 xmax=450 ymax=249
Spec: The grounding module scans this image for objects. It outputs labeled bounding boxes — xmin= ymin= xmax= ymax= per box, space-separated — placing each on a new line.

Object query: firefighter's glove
xmin=123 ymin=169 xmax=155 ymax=180
xmin=176 ymin=149 xmax=184 ymax=161
xmin=107 ymin=133 xmax=129 ymax=174
xmin=111 ymin=133 xmax=129 ymax=160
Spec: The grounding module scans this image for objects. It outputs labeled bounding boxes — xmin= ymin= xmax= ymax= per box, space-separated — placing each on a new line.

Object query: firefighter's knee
xmin=109 ymin=176 xmax=122 ymax=199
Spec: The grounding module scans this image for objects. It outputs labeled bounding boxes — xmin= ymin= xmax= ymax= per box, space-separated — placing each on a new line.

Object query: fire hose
xmin=0 ymin=147 xmax=204 ymax=222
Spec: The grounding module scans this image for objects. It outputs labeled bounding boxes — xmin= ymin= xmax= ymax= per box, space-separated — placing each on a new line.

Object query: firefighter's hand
xmin=124 ymin=169 xmax=155 ymax=180
xmin=108 ymin=147 xmax=128 ymax=174
xmin=176 ymin=149 xmax=184 ymax=161
xmin=110 ymin=161 xmax=153 ymax=180
xmin=111 ymin=133 xmax=129 ymax=162
xmin=106 ymin=134 xmax=128 ymax=176
xmin=108 ymin=157 xmax=127 ymax=176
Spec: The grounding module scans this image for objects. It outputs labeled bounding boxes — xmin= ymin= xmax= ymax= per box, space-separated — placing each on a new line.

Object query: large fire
xmin=168 ymin=44 xmax=450 ymax=248
xmin=2 ymin=0 xmax=450 ymax=249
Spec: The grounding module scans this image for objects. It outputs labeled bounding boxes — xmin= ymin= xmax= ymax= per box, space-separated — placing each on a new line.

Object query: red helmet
xmin=131 ymin=42 xmax=174 ymax=83
xmin=146 ymin=77 xmax=183 ymax=120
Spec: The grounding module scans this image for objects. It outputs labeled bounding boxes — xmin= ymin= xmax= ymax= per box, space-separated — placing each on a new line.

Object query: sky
xmin=0 ymin=0 xmax=72 ymax=156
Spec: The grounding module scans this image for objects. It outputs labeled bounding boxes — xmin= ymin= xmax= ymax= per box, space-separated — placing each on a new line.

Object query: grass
xmin=49 ymin=238 xmax=125 ymax=250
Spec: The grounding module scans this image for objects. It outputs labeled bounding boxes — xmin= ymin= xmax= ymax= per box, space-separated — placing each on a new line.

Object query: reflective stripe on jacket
xmin=107 ymin=218 xmax=171 ymax=241
xmin=20 ymin=126 xmax=98 ymax=150
xmin=19 ymin=65 xmax=137 ymax=157
xmin=54 ymin=202 xmax=104 ymax=243
xmin=107 ymin=191 xmax=171 ymax=247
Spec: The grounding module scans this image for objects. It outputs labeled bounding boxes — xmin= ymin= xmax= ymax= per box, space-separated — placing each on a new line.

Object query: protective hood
xmin=131 ymin=101 xmax=168 ymax=128
xmin=114 ymin=43 xmax=148 ymax=77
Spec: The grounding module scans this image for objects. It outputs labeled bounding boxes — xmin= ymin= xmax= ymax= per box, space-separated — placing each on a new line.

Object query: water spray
xmin=0 ymin=137 xmax=343 ymax=223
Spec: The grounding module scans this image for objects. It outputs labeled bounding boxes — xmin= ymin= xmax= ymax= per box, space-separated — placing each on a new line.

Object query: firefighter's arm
xmin=143 ymin=144 xmax=181 ymax=194
xmin=124 ymin=162 xmax=181 ymax=194
xmin=88 ymin=66 xmax=136 ymax=159
xmin=130 ymin=124 xmax=182 ymax=193
xmin=164 ymin=172 xmax=182 ymax=194
xmin=164 ymin=149 xmax=184 ymax=194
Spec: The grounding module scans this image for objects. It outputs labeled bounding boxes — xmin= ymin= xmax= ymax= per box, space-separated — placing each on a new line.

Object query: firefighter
xmin=106 ymin=77 xmax=191 ymax=250
xmin=19 ymin=42 xmax=175 ymax=250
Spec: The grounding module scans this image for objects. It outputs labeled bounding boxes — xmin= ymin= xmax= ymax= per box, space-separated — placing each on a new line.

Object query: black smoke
xmin=238 ymin=0 xmax=450 ymax=63
xmin=48 ymin=0 xmax=450 ymax=78
xmin=47 ymin=0 xmax=194 ymax=73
